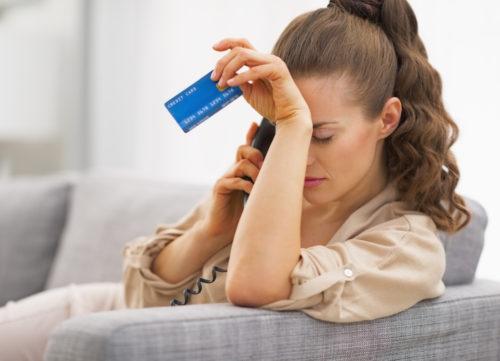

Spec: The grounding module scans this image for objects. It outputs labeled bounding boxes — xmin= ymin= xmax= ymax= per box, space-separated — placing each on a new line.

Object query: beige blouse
xmin=121 ymin=184 xmax=446 ymax=323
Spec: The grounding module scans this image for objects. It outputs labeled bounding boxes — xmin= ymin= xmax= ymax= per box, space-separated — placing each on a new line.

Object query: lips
xmin=305 ymin=177 xmax=324 ymax=181
xmin=304 ymin=176 xmax=326 ymax=188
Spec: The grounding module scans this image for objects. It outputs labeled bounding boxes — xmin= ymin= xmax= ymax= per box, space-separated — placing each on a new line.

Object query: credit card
xmin=164 ymin=70 xmax=243 ymax=132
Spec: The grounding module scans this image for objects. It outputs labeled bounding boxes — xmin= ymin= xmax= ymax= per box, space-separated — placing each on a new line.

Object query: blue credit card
xmin=164 ymin=71 xmax=243 ymax=132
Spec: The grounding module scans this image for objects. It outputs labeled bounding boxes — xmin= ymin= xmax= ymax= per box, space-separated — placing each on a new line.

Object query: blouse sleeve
xmin=121 ymin=191 xmax=213 ymax=308
xmin=261 ymin=214 xmax=446 ymax=323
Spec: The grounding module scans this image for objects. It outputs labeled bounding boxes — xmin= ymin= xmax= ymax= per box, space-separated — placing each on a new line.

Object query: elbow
xmin=225 ymin=280 xmax=263 ymax=307
xmin=225 ymin=286 xmax=254 ymax=307
xmin=225 ymin=272 xmax=290 ymax=307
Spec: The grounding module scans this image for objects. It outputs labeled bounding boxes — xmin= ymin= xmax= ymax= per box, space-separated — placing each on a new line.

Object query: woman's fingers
xmin=217 ymin=157 xmax=260 ymax=195
xmin=210 ymin=49 xmax=237 ymax=82
xmin=227 ymin=63 xmax=283 ymax=87
xmin=214 ymin=177 xmax=253 ymax=195
xmin=217 ymin=48 xmax=256 ymax=87
xmin=226 ymin=158 xmax=261 ymax=182
xmin=215 ymin=156 xmax=261 ymax=196
xmin=211 ymin=43 xmax=277 ymax=86
xmin=211 ymin=38 xmax=256 ymax=82
xmin=216 ymin=49 xmax=278 ymax=88
xmin=236 ymin=145 xmax=264 ymax=167
xmin=246 ymin=122 xmax=259 ymax=146
xmin=212 ymin=38 xmax=256 ymax=52
xmin=211 ymin=47 xmax=248 ymax=86
xmin=211 ymin=36 xmax=310 ymax=124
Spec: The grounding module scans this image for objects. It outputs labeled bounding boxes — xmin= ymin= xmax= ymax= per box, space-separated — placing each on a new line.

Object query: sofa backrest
xmin=45 ymin=171 xmax=210 ymax=289
xmin=0 ymin=173 xmax=75 ymax=305
xmin=440 ymin=198 xmax=488 ymax=285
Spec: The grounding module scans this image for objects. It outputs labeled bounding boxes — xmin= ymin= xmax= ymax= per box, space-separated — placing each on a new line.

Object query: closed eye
xmin=312 ymin=136 xmax=333 ymax=144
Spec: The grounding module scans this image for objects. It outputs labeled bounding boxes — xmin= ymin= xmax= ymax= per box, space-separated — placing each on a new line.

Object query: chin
xmin=303 ymin=183 xmax=343 ymax=206
xmin=303 ymin=191 xmax=331 ymax=206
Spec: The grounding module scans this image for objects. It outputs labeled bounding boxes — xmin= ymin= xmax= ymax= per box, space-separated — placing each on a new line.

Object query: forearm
xmin=152 ymin=220 xmax=229 ymax=284
xmin=227 ymin=118 xmax=312 ymax=305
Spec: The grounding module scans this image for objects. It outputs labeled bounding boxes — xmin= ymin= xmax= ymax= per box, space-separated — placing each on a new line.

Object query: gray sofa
xmin=0 ymin=171 xmax=499 ymax=360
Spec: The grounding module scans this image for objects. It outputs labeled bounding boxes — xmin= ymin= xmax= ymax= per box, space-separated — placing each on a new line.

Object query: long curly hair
xmin=272 ymin=0 xmax=470 ymax=233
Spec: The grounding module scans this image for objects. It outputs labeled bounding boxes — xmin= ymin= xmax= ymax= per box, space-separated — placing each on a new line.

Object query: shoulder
xmin=338 ymin=192 xmax=439 ymax=242
xmin=351 ymin=201 xmax=445 ymax=272
xmin=357 ymin=200 xmax=441 ymax=247
xmin=332 ymin=183 xmax=438 ymax=245
xmin=371 ymin=201 xmax=437 ymax=234
xmin=340 ymin=198 xmax=445 ymax=268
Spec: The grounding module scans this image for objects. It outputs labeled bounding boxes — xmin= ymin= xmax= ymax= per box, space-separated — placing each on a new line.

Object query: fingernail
xmin=218 ymin=79 xmax=224 ymax=88
xmin=210 ymin=70 xmax=217 ymax=80
xmin=213 ymin=40 xmax=222 ymax=47
xmin=227 ymin=78 xmax=234 ymax=85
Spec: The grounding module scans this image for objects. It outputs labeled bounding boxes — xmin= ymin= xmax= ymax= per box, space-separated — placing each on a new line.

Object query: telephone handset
xmin=170 ymin=118 xmax=275 ymax=307
xmin=242 ymin=117 xmax=276 ymax=206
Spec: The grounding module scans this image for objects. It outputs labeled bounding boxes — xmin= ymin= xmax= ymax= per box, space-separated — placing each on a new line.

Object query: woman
xmin=123 ymin=0 xmax=470 ymax=322
xmin=0 ymin=0 xmax=470 ymax=359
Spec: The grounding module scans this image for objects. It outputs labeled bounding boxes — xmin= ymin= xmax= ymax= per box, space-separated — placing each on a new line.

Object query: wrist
xmin=275 ymin=110 xmax=313 ymax=133
xmin=196 ymin=220 xmax=233 ymax=248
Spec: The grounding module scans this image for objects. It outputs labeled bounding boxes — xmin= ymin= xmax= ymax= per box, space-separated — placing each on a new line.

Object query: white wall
xmin=84 ymin=0 xmax=499 ymax=281
xmin=0 ymin=0 xmax=86 ymax=172
xmin=409 ymin=1 xmax=500 ymax=281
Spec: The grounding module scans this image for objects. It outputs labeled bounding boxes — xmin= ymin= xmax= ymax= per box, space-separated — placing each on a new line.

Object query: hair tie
xmin=327 ymin=0 xmax=382 ymax=25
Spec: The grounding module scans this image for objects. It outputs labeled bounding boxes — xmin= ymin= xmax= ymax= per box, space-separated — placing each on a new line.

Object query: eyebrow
xmin=313 ymin=121 xmax=338 ymax=128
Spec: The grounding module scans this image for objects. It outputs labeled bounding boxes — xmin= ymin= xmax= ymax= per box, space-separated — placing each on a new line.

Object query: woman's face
xmin=294 ymin=75 xmax=388 ymax=208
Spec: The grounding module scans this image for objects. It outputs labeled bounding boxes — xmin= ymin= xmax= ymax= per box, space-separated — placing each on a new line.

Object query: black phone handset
xmin=243 ymin=117 xmax=276 ymax=206
xmin=170 ymin=118 xmax=275 ymax=307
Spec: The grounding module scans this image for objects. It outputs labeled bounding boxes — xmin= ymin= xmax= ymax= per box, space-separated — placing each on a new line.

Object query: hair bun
xmin=328 ymin=0 xmax=382 ymax=24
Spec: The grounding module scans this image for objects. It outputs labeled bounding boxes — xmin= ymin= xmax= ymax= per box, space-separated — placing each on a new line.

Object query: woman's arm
xmin=152 ymin=219 xmax=230 ymax=284
xmin=209 ymin=38 xmax=313 ymax=306
xmin=156 ymin=118 xmax=312 ymax=296
xmin=152 ymin=123 xmax=264 ymax=284
xmin=227 ymin=119 xmax=312 ymax=306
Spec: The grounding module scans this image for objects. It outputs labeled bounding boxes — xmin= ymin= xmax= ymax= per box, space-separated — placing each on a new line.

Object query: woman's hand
xmin=199 ymin=122 xmax=263 ymax=246
xmin=210 ymin=38 xmax=310 ymax=125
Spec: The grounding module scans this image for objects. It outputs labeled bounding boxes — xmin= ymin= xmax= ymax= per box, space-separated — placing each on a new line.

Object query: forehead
xmin=294 ymin=75 xmax=362 ymax=124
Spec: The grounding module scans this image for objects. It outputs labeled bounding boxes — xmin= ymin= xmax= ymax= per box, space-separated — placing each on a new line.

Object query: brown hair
xmin=272 ymin=0 xmax=470 ymax=233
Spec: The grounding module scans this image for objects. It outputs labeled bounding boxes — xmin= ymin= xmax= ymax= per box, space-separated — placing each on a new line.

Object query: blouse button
xmin=344 ymin=268 xmax=354 ymax=278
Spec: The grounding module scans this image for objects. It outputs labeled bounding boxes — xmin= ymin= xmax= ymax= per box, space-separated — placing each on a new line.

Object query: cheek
xmin=331 ymin=127 xmax=378 ymax=171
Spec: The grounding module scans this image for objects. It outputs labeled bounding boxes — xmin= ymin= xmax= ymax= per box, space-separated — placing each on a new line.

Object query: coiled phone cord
xmin=170 ymin=266 xmax=227 ymax=306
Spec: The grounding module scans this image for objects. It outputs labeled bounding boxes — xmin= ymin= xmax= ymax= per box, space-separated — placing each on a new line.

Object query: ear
xmin=377 ymin=97 xmax=402 ymax=139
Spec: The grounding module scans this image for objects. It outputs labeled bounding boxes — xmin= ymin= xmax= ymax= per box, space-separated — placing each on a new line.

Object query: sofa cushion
xmin=45 ymin=280 xmax=500 ymax=361
xmin=0 ymin=173 xmax=74 ymax=305
xmin=441 ymin=198 xmax=488 ymax=286
xmin=45 ymin=171 xmax=210 ymax=289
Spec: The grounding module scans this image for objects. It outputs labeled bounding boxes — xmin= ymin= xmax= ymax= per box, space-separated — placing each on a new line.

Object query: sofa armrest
xmin=44 ymin=279 xmax=500 ymax=361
